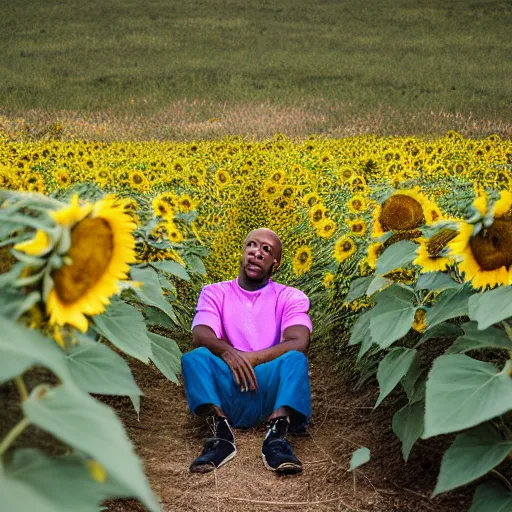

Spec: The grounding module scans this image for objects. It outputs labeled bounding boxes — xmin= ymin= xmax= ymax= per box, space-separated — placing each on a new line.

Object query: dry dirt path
xmin=107 ymin=350 xmax=471 ymax=512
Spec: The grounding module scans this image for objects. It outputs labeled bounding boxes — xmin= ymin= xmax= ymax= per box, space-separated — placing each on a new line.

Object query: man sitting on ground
xmin=181 ymin=228 xmax=312 ymax=474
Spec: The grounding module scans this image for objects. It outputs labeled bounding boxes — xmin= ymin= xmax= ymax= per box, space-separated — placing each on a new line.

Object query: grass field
xmin=1 ymin=0 xmax=511 ymax=138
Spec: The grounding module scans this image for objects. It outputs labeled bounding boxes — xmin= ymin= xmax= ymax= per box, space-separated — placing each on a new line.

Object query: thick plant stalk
xmin=14 ymin=376 xmax=28 ymax=402
xmin=0 ymin=417 xmax=31 ymax=456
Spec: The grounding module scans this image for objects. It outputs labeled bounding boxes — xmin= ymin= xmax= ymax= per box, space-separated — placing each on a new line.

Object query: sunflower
xmin=414 ymin=229 xmax=457 ymax=273
xmin=129 ymin=170 xmax=150 ymax=192
xmin=322 ymin=272 xmax=335 ymax=288
xmin=448 ymin=191 xmax=512 ymax=289
xmin=152 ymin=192 xmax=178 ymax=218
xmin=269 ymin=170 xmax=285 ymax=183
xmin=372 ymin=188 xmax=439 ymax=237
xmin=338 ymin=167 xmax=354 ymax=182
xmin=293 ymin=246 xmax=312 ymax=276
xmin=165 ymin=220 xmax=185 ymax=244
xmin=412 ymin=309 xmax=427 ymax=333
xmin=347 ymin=195 xmax=367 ymax=214
xmin=367 ymin=242 xmax=385 ymax=269
xmin=43 ymin=195 xmax=136 ymax=332
xmin=308 ymin=204 xmax=327 ymax=226
xmin=56 ymin=170 xmax=71 ymax=189
xmin=262 ymin=182 xmax=281 ymax=199
xmin=303 ymin=192 xmax=320 ymax=208
xmin=334 ymin=235 xmax=356 ymax=263
xmin=178 ymin=194 xmax=196 ymax=213
xmin=316 ymin=218 xmax=337 ymax=239
xmin=215 ymin=169 xmax=231 ymax=188
xmin=347 ymin=218 xmax=367 ymax=237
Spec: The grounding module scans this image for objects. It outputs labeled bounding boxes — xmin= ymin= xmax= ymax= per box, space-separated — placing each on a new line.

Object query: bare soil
xmin=104 ymin=348 xmax=472 ymax=512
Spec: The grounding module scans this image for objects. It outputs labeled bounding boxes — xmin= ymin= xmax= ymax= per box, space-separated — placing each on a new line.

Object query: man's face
xmin=240 ymin=230 xmax=281 ymax=281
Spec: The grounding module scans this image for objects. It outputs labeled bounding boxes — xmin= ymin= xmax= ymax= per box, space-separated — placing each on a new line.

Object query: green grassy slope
xmin=1 ymin=0 xmax=511 ymax=117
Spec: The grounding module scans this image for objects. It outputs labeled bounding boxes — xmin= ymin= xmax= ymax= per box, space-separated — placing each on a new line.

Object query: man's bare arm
xmin=192 ymin=325 xmax=258 ymax=391
xmin=242 ymin=325 xmax=310 ymax=367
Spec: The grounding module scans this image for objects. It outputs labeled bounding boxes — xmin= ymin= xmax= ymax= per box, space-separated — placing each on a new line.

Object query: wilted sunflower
xmin=448 ymin=190 xmax=512 ymax=289
xmin=15 ymin=195 xmax=136 ymax=332
xmin=334 ymin=235 xmax=356 ymax=263
xmin=293 ymin=246 xmax=312 ymax=276
xmin=316 ymin=218 xmax=337 ymax=239
xmin=412 ymin=309 xmax=427 ymax=333
xmin=414 ymin=228 xmax=458 ymax=273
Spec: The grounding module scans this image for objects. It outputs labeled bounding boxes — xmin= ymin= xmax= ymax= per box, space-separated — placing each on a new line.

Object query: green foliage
xmin=348 ymin=447 xmax=370 ymax=472
xmin=349 ymin=192 xmax=512 ymax=504
xmin=434 ymin=423 xmax=512 ymax=496
xmin=0 ymin=190 xmax=207 ymax=510
xmin=423 ymin=356 xmax=512 ymax=438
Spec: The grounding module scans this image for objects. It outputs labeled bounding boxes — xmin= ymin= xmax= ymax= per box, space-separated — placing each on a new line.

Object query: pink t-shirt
xmin=191 ymin=278 xmax=312 ymax=352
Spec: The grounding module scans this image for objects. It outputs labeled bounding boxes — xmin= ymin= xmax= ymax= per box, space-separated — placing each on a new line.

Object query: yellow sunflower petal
xmin=14 ymin=230 xmax=52 ymax=256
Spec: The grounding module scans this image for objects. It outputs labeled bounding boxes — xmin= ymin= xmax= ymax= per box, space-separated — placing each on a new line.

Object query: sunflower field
xmin=1 ymin=131 xmax=512 ymax=510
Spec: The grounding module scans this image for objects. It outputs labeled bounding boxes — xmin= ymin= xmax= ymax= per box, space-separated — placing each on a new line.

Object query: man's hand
xmin=220 ymin=346 xmax=258 ymax=392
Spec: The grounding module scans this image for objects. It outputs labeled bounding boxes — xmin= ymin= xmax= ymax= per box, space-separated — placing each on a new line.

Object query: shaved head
xmin=243 ymin=228 xmax=282 ymax=263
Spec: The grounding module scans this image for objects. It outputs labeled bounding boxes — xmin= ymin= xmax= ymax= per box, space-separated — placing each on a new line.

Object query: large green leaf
xmin=93 ymin=300 xmax=152 ymax=363
xmin=468 ymin=286 xmax=512 ymax=329
xmin=344 ymin=276 xmax=374 ymax=303
xmin=348 ymin=310 xmax=375 ymax=360
xmin=366 ymin=276 xmax=393 ymax=297
xmin=370 ymin=285 xmax=417 ymax=349
xmin=0 ymin=317 xmax=70 ymax=385
xmin=23 ymin=384 xmax=160 ymax=512
xmin=423 ymin=355 xmax=512 ymax=438
xmin=400 ymin=356 xmax=425 ymax=403
xmin=469 ymin=482 xmax=512 ymax=512
xmin=375 ymin=348 xmax=417 ymax=407
xmin=4 ymin=449 xmax=130 ymax=512
xmin=376 ymin=240 xmax=418 ymax=275
xmin=0 ymin=288 xmax=40 ymax=321
xmin=392 ymin=400 xmax=424 ymax=462
xmin=66 ymin=342 xmax=142 ymax=397
xmin=149 ymin=260 xmax=190 ymax=281
xmin=415 ymin=272 xmax=462 ymax=292
xmin=131 ymin=266 xmax=178 ymax=323
xmin=143 ymin=306 xmax=177 ymax=330
xmin=348 ymin=447 xmax=370 ymax=471
xmin=446 ymin=322 xmax=512 ymax=354
xmin=183 ymin=254 xmax=206 ymax=275
xmin=426 ymin=287 xmax=471 ymax=328
xmin=1 ymin=460 xmax=56 ymax=512
xmin=148 ymin=332 xmax=182 ymax=385
xmin=434 ymin=423 xmax=512 ymax=496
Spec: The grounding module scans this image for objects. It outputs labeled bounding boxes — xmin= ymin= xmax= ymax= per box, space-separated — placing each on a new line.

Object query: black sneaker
xmin=262 ymin=416 xmax=302 ymax=474
xmin=189 ymin=416 xmax=236 ymax=473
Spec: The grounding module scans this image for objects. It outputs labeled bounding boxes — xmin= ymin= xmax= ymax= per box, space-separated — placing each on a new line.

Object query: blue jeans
xmin=181 ymin=347 xmax=311 ymax=428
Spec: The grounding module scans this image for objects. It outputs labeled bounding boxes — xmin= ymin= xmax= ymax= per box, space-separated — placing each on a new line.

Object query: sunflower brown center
xmin=380 ymin=195 xmax=425 ymax=231
xmin=132 ymin=174 xmax=143 ymax=184
xmin=342 ymin=241 xmax=353 ymax=252
xmin=469 ymin=219 xmax=512 ymax=270
xmin=298 ymin=251 xmax=309 ymax=263
xmin=53 ymin=218 xmax=114 ymax=305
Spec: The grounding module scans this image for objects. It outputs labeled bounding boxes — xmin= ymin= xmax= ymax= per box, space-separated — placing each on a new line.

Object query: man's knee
xmin=181 ymin=346 xmax=213 ymax=369
xmin=279 ymin=350 xmax=308 ymax=366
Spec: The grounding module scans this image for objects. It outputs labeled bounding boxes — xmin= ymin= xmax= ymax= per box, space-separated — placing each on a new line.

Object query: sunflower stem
xmin=490 ymin=470 xmax=512 ymax=492
xmin=14 ymin=376 xmax=28 ymax=402
xmin=0 ymin=417 xmax=31 ymax=456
